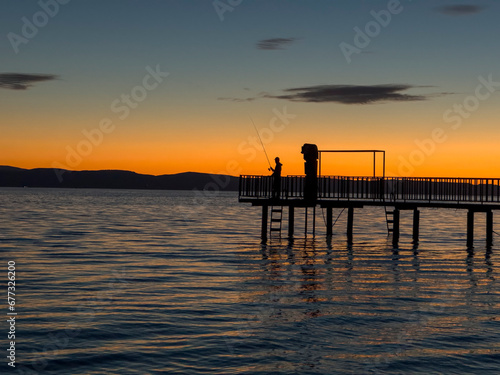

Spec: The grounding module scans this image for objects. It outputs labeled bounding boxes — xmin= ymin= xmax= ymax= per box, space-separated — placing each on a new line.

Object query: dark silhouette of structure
xmin=301 ymin=144 xmax=318 ymax=201
xmin=270 ymin=157 xmax=282 ymax=199
xmin=239 ymin=144 xmax=500 ymax=248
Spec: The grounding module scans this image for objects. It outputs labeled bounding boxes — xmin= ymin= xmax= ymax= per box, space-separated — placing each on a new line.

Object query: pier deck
xmin=239 ymin=175 xmax=500 ymax=247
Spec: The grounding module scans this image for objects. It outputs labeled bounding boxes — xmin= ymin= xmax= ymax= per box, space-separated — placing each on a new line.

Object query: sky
xmin=1 ymin=0 xmax=500 ymax=177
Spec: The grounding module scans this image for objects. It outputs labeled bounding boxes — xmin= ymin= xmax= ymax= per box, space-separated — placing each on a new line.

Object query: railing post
xmin=238 ymin=175 xmax=242 ymax=198
xmin=428 ymin=179 xmax=431 ymax=203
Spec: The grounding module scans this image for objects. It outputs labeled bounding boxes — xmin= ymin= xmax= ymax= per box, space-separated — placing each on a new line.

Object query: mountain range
xmin=0 ymin=166 xmax=239 ymax=191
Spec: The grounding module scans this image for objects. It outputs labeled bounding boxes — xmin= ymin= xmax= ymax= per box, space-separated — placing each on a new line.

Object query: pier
xmin=239 ymin=146 xmax=500 ymax=248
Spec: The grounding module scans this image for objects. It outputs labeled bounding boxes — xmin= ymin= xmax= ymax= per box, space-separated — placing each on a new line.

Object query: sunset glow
xmin=2 ymin=1 xmax=499 ymax=178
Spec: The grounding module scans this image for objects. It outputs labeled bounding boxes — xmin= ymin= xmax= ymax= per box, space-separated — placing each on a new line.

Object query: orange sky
xmin=3 ymin=108 xmax=500 ymax=178
xmin=2 ymin=2 xmax=500 ymax=178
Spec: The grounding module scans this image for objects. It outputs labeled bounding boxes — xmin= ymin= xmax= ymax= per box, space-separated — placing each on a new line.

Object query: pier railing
xmin=239 ymin=175 xmax=500 ymax=204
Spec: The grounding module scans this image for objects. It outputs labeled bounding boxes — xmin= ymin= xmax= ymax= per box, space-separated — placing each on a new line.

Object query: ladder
xmin=385 ymin=206 xmax=395 ymax=234
xmin=270 ymin=206 xmax=283 ymax=236
xmin=384 ymin=184 xmax=397 ymax=235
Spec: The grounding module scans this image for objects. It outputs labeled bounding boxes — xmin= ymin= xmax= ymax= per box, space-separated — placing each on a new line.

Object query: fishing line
xmin=250 ymin=117 xmax=272 ymax=170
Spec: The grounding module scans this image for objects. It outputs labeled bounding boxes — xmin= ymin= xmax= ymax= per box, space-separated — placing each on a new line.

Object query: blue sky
xmin=1 ymin=0 xmax=499 ymax=176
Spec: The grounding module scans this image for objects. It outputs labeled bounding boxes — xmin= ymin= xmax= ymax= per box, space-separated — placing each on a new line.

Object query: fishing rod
xmin=250 ymin=117 xmax=273 ymax=171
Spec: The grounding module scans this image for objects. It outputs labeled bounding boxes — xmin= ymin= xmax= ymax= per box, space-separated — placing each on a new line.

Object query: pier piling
xmin=467 ymin=210 xmax=474 ymax=248
xmin=261 ymin=205 xmax=268 ymax=241
xmin=304 ymin=207 xmax=308 ymax=236
xmin=312 ymin=207 xmax=316 ymax=237
xmin=412 ymin=209 xmax=420 ymax=244
xmin=347 ymin=207 xmax=354 ymax=244
xmin=487 ymin=210 xmax=493 ymax=248
xmin=326 ymin=207 xmax=333 ymax=237
xmin=288 ymin=206 xmax=295 ymax=238
xmin=392 ymin=209 xmax=400 ymax=247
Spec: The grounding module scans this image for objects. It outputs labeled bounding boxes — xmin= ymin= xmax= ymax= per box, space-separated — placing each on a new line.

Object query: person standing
xmin=270 ymin=157 xmax=282 ymax=199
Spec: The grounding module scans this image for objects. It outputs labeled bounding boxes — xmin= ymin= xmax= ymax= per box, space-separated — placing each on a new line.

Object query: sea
xmin=0 ymin=188 xmax=499 ymax=374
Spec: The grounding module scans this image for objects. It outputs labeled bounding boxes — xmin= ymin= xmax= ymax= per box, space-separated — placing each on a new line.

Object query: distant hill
xmin=0 ymin=166 xmax=239 ymax=191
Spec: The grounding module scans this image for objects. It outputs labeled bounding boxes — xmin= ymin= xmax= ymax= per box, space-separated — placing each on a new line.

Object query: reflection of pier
xmin=239 ymin=146 xmax=500 ymax=248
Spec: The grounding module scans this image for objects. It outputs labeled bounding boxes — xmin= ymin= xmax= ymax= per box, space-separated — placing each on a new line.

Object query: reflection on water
xmin=0 ymin=188 xmax=499 ymax=374
xmin=252 ymin=238 xmax=499 ymax=374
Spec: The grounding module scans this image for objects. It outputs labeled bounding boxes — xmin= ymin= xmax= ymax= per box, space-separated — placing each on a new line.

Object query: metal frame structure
xmin=318 ymin=149 xmax=386 ymax=178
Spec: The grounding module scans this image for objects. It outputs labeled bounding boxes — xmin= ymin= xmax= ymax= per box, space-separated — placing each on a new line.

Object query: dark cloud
xmin=219 ymin=85 xmax=446 ymax=105
xmin=256 ymin=38 xmax=297 ymax=50
xmin=0 ymin=73 xmax=58 ymax=90
xmin=436 ymin=5 xmax=485 ymax=15
xmin=264 ymin=84 xmax=435 ymax=104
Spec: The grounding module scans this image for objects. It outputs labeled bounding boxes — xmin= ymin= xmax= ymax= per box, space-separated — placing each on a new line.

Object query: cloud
xmin=219 ymin=85 xmax=448 ymax=105
xmin=0 ymin=73 xmax=58 ymax=90
xmin=256 ymin=38 xmax=297 ymax=50
xmin=217 ymin=96 xmax=256 ymax=102
xmin=436 ymin=5 xmax=485 ymax=15
xmin=267 ymin=84 xmax=426 ymax=104
xmin=218 ymin=91 xmax=268 ymax=102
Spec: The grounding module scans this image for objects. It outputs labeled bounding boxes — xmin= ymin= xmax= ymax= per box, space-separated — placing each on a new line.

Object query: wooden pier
xmin=239 ymin=174 xmax=500 ymax=248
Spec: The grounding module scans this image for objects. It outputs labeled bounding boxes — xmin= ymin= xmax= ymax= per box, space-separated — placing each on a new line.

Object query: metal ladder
xmin=270 ymin=206 xmax=283 ymax=236
xmin=384 ymin=206 xmax=395 ymax=234
xmin=384 ymin=183 xmax=397 ymax=235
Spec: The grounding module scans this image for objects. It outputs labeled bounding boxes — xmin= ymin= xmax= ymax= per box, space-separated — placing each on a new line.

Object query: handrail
xmin=238 ymin=175 xmax=500 ymax=203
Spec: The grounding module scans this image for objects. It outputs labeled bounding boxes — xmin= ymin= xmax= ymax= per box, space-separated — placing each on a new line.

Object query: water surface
xmin=0 ymin=188 xmax=499 ymax=374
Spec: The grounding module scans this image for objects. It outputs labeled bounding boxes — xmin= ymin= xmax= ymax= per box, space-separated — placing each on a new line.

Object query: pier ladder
xmin=385 ymin=206 xmax=395 ymax=234
xmin=270 ymin=206 xmax=283 ymax=236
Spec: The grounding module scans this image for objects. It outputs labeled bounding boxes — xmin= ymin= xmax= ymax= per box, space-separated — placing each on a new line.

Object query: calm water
xmin=1 ymin=188 xmax=499 ymax=374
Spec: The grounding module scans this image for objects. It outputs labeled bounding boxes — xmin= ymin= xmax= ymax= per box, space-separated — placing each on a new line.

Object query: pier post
xmin=347 ymin=207 xmax=354 ymax=244
xmin=392 ymin=209 xmax=400 ymax=247
xmin=288 ymin=206 xmax=295 ymax=239
xmin=326 ymin=207 xmax=333 ymax=237
xmin=261 ymin=205 xmax=268 ymax=241
xmin=304 ymin=207 xmax=308 ymax=236
xmin=467 ymin=210 xmax=474 ymax=248
xmin=412 ymin=209 xmax=420 ymax=244
xmin=313 ymin=207 xmax=316 ymax=237
xmin=486 ymin=210 xmax=493 ymax=248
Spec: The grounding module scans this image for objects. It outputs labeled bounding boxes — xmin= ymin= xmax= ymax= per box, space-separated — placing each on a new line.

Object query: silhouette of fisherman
xmin=270 ymin=157 xmax=282 ymax=199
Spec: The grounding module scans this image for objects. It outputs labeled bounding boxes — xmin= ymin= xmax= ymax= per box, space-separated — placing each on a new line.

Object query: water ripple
xmin=1 ymin=188 xmax=499 ymax=374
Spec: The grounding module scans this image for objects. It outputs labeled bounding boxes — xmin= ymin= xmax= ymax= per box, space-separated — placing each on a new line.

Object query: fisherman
xmin=270 ymin=157 xmax=282 ymax=199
